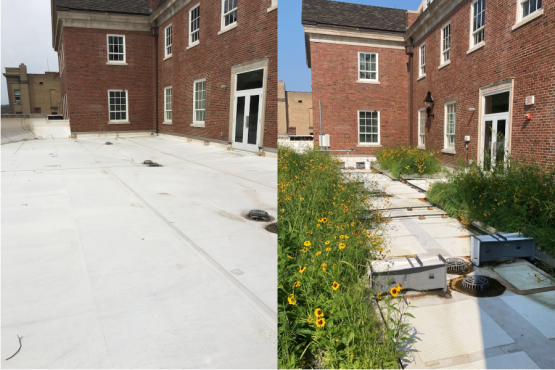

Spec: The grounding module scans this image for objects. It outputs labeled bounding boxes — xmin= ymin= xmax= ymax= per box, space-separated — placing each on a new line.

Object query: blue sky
xmin=278 ymin=0 xmax=422 ymax=92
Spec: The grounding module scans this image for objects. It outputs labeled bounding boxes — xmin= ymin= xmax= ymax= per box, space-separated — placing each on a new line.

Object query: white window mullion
xmin=441 ymin=24 xmax=450 ymax=64
xmin=164 ymin=87 xmax=172 ymax=123
xmin=165 ymin=25 xmax=173 ymax=57
xmin=221 ymin=0 xmax=237 ymax=29
xmin=193 ymin=79 xmax=206 ymax=125
xmin=108 ymin=90 xmax=128 ymax=122
xmin=107 ymin=35 xmax=126 ymax=63
xmin=445 ymin=102 xmax=456 ymax=149
xmin=358 ymin=52 xmax=378 ymax=82
xmin=189 ymin=4 xmax=200 ymax=46
xmin=358 ymin=110 xmax=380 ymax=144
xmin=471 ymin=0 xmax=485 ymax=47
xmin=419 ymin=43 xmax=426 ymax=77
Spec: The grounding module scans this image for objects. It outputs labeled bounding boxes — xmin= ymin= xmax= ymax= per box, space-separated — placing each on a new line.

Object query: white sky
xmin=1 ymin=0 xmax=59 ymax=104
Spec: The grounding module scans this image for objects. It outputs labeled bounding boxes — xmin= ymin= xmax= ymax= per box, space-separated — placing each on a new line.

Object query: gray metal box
xmin=356 ymin=162 xmax=365 ymax=169
xmin=470 ymin=232 xmax=535 ymax=266
xmin=369 ymin=254 xmax=447 ymax=294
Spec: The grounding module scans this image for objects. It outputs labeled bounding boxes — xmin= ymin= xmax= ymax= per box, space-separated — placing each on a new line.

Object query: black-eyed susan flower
xmin=332 ymin=281 xmax=340 ymax=290
xmin=316 ymin=318 xmax=326 ymax=328
xmin=345 ymin=235 xmax=349 ymax=239
xmin=304 ymin=241 xmax=311 ymax=247
xmin=322 ymin=218 xmax=328 ymax=223
xmin=339 ymin=243 xmax=346 ymax=250
xmin=299 ymin=266 xmax=307 ymax=273
xmin=390 ymin=287 xmax=399 ymax=297
xmin=301 ymin=248 xmax=308 ymax=253
xmin=377 ymin=293 xmax=382 ymax=300
xmin=325 ymin=241 xmax=330 ymax=245
xmin=326 ymin=247 xmax=331 ymax=252
xmin=288 ymin=294 xmax=297 ymax=305
xmin=397 ymin=284 xmax=403 ymax=291
xmin=321 ymin=263 xmax=327 ymax=271
xmin=314 ymin=308 xmax=324 ymax=318
xmin=339 ymin=235 xmax=345 ymax=239
xmin=315 ymin=251 xmax=322 ymax=256
xmin=293 ymin=281 xmax=301 ymax=288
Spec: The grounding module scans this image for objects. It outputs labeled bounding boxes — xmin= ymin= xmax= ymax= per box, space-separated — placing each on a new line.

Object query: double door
xmin=232 ymin=90 xmax=262 ymax=152
xmin=482 ymin=113 xmax=509 ymax=170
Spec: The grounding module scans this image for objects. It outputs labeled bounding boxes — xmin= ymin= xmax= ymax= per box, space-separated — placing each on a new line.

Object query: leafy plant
xmin=376 ymin=146 xmax=442 ymax=179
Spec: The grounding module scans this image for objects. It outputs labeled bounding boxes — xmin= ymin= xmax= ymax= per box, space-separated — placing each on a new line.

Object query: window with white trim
xmin=419 ymin=43 xmax=426 ymax=77
xmin=418 ymin=109 xmax=426 ymax=147
xmin=358 ymin=52 xmax=378 ymax=81
xmin=165 ymin=25 xmax=173 ymax=57
xmin=358 ymin=111 xmax=380 ymax=144
xmin=107 ymin=35 xmax=125 ymax=62
xmin=441 ymin=24 xmax=450 ymax=64
xmin=445 ymin=102 xmax=456 ymax=149
xmin=519 ymin=0 xmax=542 ymax=20
xmin=189 ymin=5 xmax=200 ymax=46
xmin=108 ymin=90 xmax=128 ymax=122
xmin=222 ymin=0 xmax=237 ymax=29
xmin=193 ymin=79 xmax=206 ymax=124
xmin=471 ymin=0 xmax=485 ymax=47
xmin=164 ymin=87 xmax=172 ymax=122
xmin=14 ymin=90 xmax=21 ymax=103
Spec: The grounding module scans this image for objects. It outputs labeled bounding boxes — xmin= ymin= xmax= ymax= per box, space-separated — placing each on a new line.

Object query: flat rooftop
xmin=1 ymin=135 xmax=277 ymax=368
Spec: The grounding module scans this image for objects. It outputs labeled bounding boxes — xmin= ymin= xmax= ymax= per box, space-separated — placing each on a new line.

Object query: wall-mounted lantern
xmin=405 ymin=44 xmax=414 ymax=55
xmin=424 ymin=91 xmax=435 ymax=118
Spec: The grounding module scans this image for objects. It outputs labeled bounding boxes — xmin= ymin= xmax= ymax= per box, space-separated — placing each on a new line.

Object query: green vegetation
xmin=375 ymin=146 xmax=443 ymax=179
xmin=278 ymin=147 xmax=413 ymax=369
xmin=428 ymin=159 xmax=555 ymax=255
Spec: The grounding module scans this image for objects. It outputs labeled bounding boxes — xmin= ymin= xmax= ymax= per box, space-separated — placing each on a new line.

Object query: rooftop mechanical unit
xmin=369 ymin=254 xmax=447 ymax=294
xmin=470 ymin=232 xmax=535 ymax=266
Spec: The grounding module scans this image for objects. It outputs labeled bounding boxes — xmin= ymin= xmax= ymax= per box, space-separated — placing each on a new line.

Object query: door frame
xmin=232 ymin=89 xmax=263 ymax=152
xmin=482 ymin=113 xmax=510 ymax=169
xmin=228 ymin=58 xmax=269 ymax=151
xmin=476 ymin=79 xmax=514 ymax=167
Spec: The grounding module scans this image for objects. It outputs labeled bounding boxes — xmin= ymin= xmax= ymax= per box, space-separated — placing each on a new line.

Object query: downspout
xmin=409 ymin=39 xmax=414 ymax=147
xmin=152 ymin=27 xmax=159 ymax=134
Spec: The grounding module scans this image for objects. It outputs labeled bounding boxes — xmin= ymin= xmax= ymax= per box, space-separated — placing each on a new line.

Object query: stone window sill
xmin=442 ymin=149 xmax=456 ymax=155
xmin=163 ymin=121 xmax=172 ymax=125
xmin=358 ymin=144 xmax=382 ymax=148
xmin=438 ymin=60 xmax=451 ymax=70
xmin=417 ymin=145 xmax=426 ymax=150
xmin=106 ymin=62 xmax=128 ymax=66
xmin=417 ymin=74 xmax=426 ymax=81
xmin=108 ymin=121 xmax=130 ymax=125
xmin=512 ymin=9 xmax=544 ymax=31
xmin=186 ymin=41 xmax=199 ymax=50
xmin=163 ymin=54 xmax=173 ymax=61
xmin=467 ymin=42 xmax=485 ymax=55
xmin=356 ymin=79 xmax=380 ymax=84
xmin=218 ymin=22 xmax=237 ymax=35
xmin=267 ymin=5 xmax=277 ymax=12
xmin=191 ymin=123 xmax=205 ymax=128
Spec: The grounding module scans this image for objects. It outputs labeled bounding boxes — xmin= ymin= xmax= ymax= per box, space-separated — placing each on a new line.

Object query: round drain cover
xmin=149 ymin=163 xmax=160 ymax=167
xmin=248 ymin=210 xmax=269 ymax=221
xmin=105 ymin=142 xmax=113 ymax=145
xmin=143 ymin=160 xmax=153 ymax=164
xmin=446 ymin=257 xmax=467 ymax=272
xmin=462 ymin=275 xmax=490 ymax=292
xmin=266 ymin=223 xmax=277 ymax=234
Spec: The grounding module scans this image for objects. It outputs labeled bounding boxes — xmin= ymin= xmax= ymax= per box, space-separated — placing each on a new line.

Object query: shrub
xmin=376 ymin=146 xmax=442 ymax=179
xmin=278 ymin=147 xmax=411 ymax=369
xmin=428 ymin=159 xmax=555 ymax=255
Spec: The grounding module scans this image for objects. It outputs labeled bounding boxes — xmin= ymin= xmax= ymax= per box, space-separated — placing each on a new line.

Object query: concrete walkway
xmin=359 ymin=172 xmax=555 ymax=369
xmin=2 ymin=135 xmax=277 ymax=368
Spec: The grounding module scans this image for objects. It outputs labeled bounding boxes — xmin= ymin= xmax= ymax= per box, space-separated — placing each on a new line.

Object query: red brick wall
xmin=62 ymin=27 xmax=155 ymax=132
xmin=156 ymin=0 xmax=278 ymax=148
xmin=410 ymin=0 xmax=555 ymax=165
xmin=407 ymin=11 xmax=420 ymax=28
xmin=310 ymin=41 xmax=410 ymax=155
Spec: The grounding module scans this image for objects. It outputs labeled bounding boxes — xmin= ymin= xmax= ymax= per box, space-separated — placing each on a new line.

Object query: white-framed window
xmin=164 ymin=87 xmax=173 ymax=122
xmin=441 ymin=23 xmax=451 ymax=64
xmin=189 ymin=4 xmax=200 ymax=46
xmin=418 ymin=109 xmax=426 ymax=147
xmin=107 ymin=35 xmax=126 ymax=63
xmin=358 ymin=110 xmax=380 ymax=144
xmin=471 ymin=0 xmax=485 ymax=47
xmin=419 ymin=43 xmax=426 ymax=77
xmin=221 ymin=0 xmax=237 ymax=29
xmin=14 ymin=90 xmax=21 ymax=103
xmin=358 ymin=52 xmax=378 ymax=81
xmin=519 ymin=0 xmax=542 ymax=21
xmin=108 ymin=90 xmax=128 ymax=122
xmin=193 ymin=79 xmax=206 ymax=125
xmin=445 ymin=102 xmax=456 ymax=149
xmin=165 ymin=24 xmax=173 ymax=57
xmin=62 ymin=93 xmax=69 ymax=120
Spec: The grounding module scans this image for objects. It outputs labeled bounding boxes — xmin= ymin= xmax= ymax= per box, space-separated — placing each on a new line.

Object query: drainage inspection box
xmin=369 ymin=254 xmax=447 ymax=294
xmin=470 ymin=233 xmax=535 ymax=266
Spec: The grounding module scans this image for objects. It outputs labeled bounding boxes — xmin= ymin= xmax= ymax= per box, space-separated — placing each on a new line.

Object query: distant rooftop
xmin=53 ymin=0 xmax=152 ymax=15
xmin=302 ymin=0 xmax=408 ymax=33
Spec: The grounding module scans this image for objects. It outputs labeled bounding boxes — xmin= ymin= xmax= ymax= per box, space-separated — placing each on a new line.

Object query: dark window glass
xmin=485 ymin=92 xmax=510 ymax=114
xmin=237 ymin=69 xmax=264 ymax=91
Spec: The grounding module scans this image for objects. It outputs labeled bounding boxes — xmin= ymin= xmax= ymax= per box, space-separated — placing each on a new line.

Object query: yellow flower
xmin=326 ymin=247 xmax=331 ymax=252
xmin=293 ymin=281 xmax=301 ymax=288
xmin=316 ymin=224 xmax=321 ymax=228
xmin=390 ymin=287 xmax=399 ymax=297
xmin=339 ymin=243 xmax=346 ymax=250
xmin=397 ymin=284 xmax=403 ymax=291
xmin=314 ymin=308 xmax=324 ymax=318
xmin=339 ymin=235 xmax=345 ymax=239
xmin=287 ymin=255 xmax=292 ymax=259
xmin=288 ymin=294 xmax=297 ymax=305
xmin=299 ymin=266 xmax=307 ymax=273
xmin=316 ymin=318 xmax=326 ymax=328
xmin=325 ymin=241 xmax=330 ymax=245
xmin=322 ymin=218 xmax=328 ymax=223
xmin=301 ymin=248 xmax=308 ymax=253
xmin=332 ymin=281 xmax=340 ymax=290
xmin=321 ymin=263 xmax=328 ymax=271
xmin=315 ymin=251 xmax=322 ymax=256
xmin=377 ymin=293 xmax=382 ymax=300
xmin=304 ymin=241 xmax=311 ymax=247
xmin=307 ymin=315 xmax=314 ymax=324
xmin=345 ymin=235 xmax=349 ymax=239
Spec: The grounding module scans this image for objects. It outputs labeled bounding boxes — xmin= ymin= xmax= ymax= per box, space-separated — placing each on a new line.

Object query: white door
xmin=482 ymin=113 xmax=509 ymax=170
xmin=232 ymin=92 xmax=262 ymax=152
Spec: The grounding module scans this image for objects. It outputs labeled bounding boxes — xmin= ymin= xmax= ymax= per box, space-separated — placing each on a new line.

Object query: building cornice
xmin=52 ymin=11 xmax=151 ymax=51
xmin=405 ymin=0 xmax=465 ymax=45
xmin=149 ymin=0 xmax=193 ymax=27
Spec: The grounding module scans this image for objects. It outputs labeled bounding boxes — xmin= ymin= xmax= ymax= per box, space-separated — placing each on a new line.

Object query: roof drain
xmin=265 ymin=223 xmax=277 ymax=234
xmin=143 ymin=160 xmax=153 ymax=164
xmin=462 ymin=276 xmax=490 ymax=292
xmin=446 ymin=257 xmax=467 ymax=273
xmin=248 ymin=210 xmax=270 ymax=221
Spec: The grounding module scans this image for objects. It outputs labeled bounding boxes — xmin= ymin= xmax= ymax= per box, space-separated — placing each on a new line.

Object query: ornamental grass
xmin=278 ymin=147 xmax=413 ymax=369
xmin=427 ymin=158 xmax=555 ymax=256
xmin=376 ymin=146 xmax=442 ymax=179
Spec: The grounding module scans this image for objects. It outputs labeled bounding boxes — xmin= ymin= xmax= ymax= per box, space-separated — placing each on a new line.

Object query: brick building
xmin=3 ymin=63 xmax=61 ymax=115
xmin=303 ymin=0 xmax=554 ymax=166
xmin=278 ymin=80 xmax=313 ymax=137
xmin=51 ymin=0 xmax=277 ymax=153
